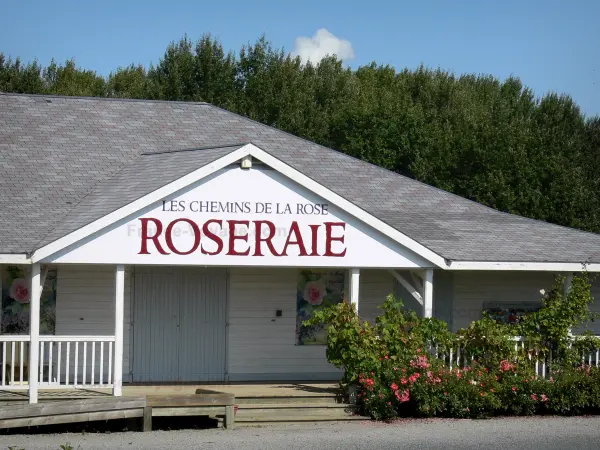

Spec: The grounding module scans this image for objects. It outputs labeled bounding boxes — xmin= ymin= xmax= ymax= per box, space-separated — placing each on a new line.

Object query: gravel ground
xmin=2 ymin=416 xmax=600 ymax=450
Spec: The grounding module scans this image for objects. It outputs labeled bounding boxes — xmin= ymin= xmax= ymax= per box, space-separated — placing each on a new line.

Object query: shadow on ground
xmin=0 ymin=416 xmax=219 ymax=435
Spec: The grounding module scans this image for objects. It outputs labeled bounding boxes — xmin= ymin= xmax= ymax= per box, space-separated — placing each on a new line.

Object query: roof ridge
xmin=0 ymin=92 xmax=209 ymax=106
xmin=142 ymin=142 xmax=247 ymax=155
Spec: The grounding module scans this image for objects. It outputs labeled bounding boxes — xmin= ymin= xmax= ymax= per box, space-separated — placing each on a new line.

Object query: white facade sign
xmin=46 ymin=167 xmax=432 ymax=268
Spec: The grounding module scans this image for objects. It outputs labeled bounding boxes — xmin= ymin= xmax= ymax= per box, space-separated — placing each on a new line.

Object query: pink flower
xmin=395 ymin=389 xmax=410 ymax=403
xmin=410 ymin=355 xmax=430 ymax=369
xmin=499 ymin=360 xmax=514 ymax=372
xmin=8 ymin=278 xmax=30 ymax=304
xmin=400 ymin=378 xmax=408 ymax=385
xmin=303 ymin=280 xmax=326 ymax=306
xmin=531 ymin=394 xmax=538 ymax=401
xmin=541 ymin=394 xmax=548 ymax=402
xmin=391 ymin=383 xmax=399 ymax=391
xmin=408 ymin=373 xmax=421 ymax=383
xmin=512 ymin=386 xmax=517 ymax=392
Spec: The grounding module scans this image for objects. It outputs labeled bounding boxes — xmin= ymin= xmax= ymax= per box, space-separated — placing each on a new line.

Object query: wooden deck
xmin=0 ymin=383 xmax=345 ymax=431
xmin=0 ymin=385 xmax=246 ymax=431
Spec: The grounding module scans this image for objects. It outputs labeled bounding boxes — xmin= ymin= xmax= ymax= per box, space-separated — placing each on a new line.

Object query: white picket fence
xmin=0 ymin=335 xmax=115 ymax=390
xmin=433 ymin=335 xmax=600 ymax=378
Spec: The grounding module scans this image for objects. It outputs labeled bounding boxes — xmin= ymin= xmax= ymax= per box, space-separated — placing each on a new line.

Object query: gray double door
xmin=132 ymin=267 xmax=227 ymax=382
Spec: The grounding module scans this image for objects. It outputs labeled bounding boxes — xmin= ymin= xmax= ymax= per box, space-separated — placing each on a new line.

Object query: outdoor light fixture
xmin=240 ymin=155 xmax=252 ymax=169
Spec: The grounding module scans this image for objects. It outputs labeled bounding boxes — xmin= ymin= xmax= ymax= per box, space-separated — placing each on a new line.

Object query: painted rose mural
xmin=8 ymin=278 xmax=31 ymax=304
xmin=296 ymin=270 xmax=345 ymax=345
xmin=1 ymin=266 xmax=56 ymax=334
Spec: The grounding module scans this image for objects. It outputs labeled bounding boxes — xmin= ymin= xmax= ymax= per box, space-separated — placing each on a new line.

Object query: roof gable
xmin=34 ymin=144 xmax=246 ymax=250
xmin=34 ymin=144 xmax=442 ymax=267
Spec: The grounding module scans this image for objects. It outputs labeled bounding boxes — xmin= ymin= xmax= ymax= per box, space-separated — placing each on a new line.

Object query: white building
xmin=1 ymin=93 xmax=599 ymax=403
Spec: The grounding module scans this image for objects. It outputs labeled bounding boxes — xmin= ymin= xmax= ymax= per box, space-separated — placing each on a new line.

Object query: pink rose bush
xmin=304 ymin=292 xmax=600 ymax=421
xmin=355 ymin=347 xmax=600 ymax=420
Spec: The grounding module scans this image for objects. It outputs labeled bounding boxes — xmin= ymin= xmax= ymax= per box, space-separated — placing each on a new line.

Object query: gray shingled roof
xmin=35 ymin=145 xmax=244 ymax=248
xmin=1 ymin=93 xmax=600 ymax=264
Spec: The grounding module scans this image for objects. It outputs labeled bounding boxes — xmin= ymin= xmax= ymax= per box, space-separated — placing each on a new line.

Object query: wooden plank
xmin=0 ymin=408 xmax=143 ymax=429
xmin=0 ymin=397 xmax=146 ymax=420
xmin=147 ymin=394 xmax=234 ymax=407
xmin=142 ymin=406 xmax=152 ymax=432
xmin=224 ymin=405 xmax=235 ymax=429
xmin=0 ymin=400 xmax=147 ymax=420
xmin=151 ymin=406 xmax=226 ymax=417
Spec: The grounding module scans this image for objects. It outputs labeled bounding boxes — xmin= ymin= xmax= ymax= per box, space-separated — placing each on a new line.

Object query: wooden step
xmin=234 ymin=403 xmax=362 ymax=424
xmin=234 ymin=410 xmax=366 ymax=424
xmin=236 ymin=394 xmax=341 ymax=405
xmin=238 ymin=403 xmax=349 ymax=410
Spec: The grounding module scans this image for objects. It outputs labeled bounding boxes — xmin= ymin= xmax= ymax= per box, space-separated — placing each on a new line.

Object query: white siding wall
xmin=55 ymin=265 xmax=131 ymax=381
xmin=356 ymin=270 xmax=396 ymax=325
xmin=452 ymin=271 xmax=554 ymax=331
xmin=449 ymin=271 xmax=600 ymax=332
xmin=227 ymin=268 xmax=338 ymax=381
xmin=575 ymin=278 xmax=600 ymax=335
xmin=52 ymin=265 xmax=600 ymax=383
xmin=227 ymin=268 xmax=395 ymax=381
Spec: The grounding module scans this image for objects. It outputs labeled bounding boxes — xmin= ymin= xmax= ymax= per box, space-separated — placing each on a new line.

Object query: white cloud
xmin=292 ymin=28 xmax=355 ymax=64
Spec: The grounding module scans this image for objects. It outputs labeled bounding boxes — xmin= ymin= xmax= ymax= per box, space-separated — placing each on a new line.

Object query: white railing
xmin=0 ymin=335 xmax=115 ymax=390
xmin=0 ymin=335 xmax=30 ymax=388
xmin=432 ymin=335 xmax=600 ymax=378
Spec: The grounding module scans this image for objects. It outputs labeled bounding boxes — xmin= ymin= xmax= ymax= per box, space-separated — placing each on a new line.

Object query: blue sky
xmin=1 ymin=0 xmax=599 ymax=116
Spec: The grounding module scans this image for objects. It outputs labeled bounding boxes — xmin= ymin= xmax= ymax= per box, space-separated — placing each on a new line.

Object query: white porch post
xmin=113 ymin=264 xmax=124 ymax=397
xmin=423 ymin=269 xmax=433 ymax=318
xmin=0 ymin=264 xmax=3 ymax=332
xmin=29 ymin=263 xmax=41 ymax=403
xmin=564 ymin=273 xmax=574 ymax=336
xmin=563 ymin=273 xmax=573 ymax=297
xmin=349 ymin=268 xmax=360 ymax=312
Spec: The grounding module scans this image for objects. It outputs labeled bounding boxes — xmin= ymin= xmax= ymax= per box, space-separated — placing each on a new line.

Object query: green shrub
xmin=306 ymin=274 xmax=600 ymax=420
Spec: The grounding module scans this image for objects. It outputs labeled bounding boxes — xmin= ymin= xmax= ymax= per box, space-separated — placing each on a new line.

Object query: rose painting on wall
xmin=1 ymin=266 xmax=56 ymax=334
xmin=296 ymin=269 xmax=345 ymax=345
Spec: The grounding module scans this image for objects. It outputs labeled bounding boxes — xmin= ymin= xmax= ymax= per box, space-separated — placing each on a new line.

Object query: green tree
xmin=107 ymin=64 xmax=150 ymax=99
xmin=2 ymin=35 xmax=600 ymax=236
xmin=42 ymin=59 xmax=105 ymax=96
